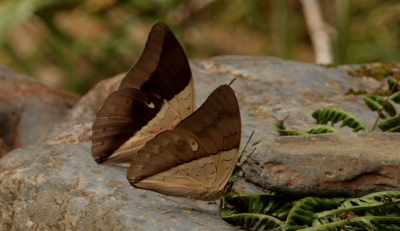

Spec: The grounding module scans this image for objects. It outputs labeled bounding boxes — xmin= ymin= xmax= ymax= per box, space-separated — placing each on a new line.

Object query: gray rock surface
xmin=243 ymin=132 xmax=400 ymax=197
xmin=1 ymin=56 xmax=399 ymax=230
xmin=0 ymin=65 xmax=79 ymax=158
xmin=190 ymin=56 xmax=381 ymax=143
xmin=0 ymin=143 xmax=236 ymax=230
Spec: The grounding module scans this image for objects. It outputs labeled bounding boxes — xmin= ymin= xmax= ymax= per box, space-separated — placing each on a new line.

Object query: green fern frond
xmin=312 ymin=107 xmax=371 ymax=132
xmin=306 ymin=125 xmax=340 ymax=134
xmin=387 ymin=76 xmax=400 ymax=93
xmin=364 ymin=94 xmax=397 ymax=118
xmin=221 ymin=191 xmax=400 ymax=230
xmin=377 ymin=114 xmax=400 ymax=132
xmin=390 ymin=92 xmax=400 ymax=104
xmin=222 ymin=213 xmax=285 ymax=231
xmin=273 ymin=124 xmax=308 ymax=136
xmin=285 ymin=191 xmax=400 ymax=230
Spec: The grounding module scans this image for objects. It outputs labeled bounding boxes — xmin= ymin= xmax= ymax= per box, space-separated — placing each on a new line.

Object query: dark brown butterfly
xmin=127 ymin=84 xmax=241 ymax=202
xmin=92 ymin=22 xmax=195 ymax=164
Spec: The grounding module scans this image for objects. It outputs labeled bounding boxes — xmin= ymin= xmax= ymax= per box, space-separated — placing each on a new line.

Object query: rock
xmin=0 ymin=143 xmax=236 ymax=231
xmin=0 ymin=65 xmax=80 ymax=158
xmin=42 ymin=73 xmax=125 ymax=146
xmin=190 ymin=56 xmax=381 ymax=143
xmin=243 ymin=132 xmax=400 ymax=197
xmin=0 ymin=56 xmax=397 ymax=230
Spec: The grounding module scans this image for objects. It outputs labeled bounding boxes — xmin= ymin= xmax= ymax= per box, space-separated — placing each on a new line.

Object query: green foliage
xmin=273 ymin=124 xmax=308 ymax=136
xmin=364 ymin=94 xmax=396 ymax=119
xmin=223 ymin=213 xmax=285 ymax=231
xmin=273 ymin=124 xmax=340 ymax=136
xmin=220 ymin=191 xmax=400 ymax=230
xmin=0 ymin=0 xmax=50 ymax=44
xmin=390 ymin=92 xmax=400 ymax=104
xmin=346 ymin=88 xmax=368 ymax=95
xmin=220 ymin=194 xmax=297 ymax=230
xmin=312 ymin=107 xmax=371 ymax=132
xmin=378 ymin=115 xmax=400 ymax=132
xmin=274 ymin=75 xmax=400 ymax=135
xmin=305 ymin=125 xmax=340 ymax=134
xmin=388 ymin=76 xmax=400 ymax=93
xmin=221 ymin=194 xmax=297 ymax=219
xmin=1 ymin=1 xmax=400 ymax=93
xmin=347 ymin=62 xmax=400 ymax=81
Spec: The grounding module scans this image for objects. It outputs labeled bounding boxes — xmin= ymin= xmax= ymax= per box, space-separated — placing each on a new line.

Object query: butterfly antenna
xmin=239 ymin=131 xmax=254 ymax=163
xmin=230 ymin=132 xmax=256 ymax=180
xmin=222 ymin=132 xmax=257 ymax=209
xmin=272 ymin=115 xmax=289 ymax=130
xmin=228 ymin=78 xmax=237 ymax=86
xmin=236 ymin=148 xmax=256 ymax=174
xmin=229 ymin=144 xmax=256 ymax=184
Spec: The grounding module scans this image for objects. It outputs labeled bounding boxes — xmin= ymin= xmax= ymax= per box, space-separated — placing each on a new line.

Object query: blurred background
xmin=0 ymin=0 xmax=399 ymax=94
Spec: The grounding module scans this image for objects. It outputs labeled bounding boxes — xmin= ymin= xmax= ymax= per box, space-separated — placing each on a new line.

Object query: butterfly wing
xmin=92 ymin=22 xmax=195 ymax=164
xmin=128 ymin=85 xmax=241 ymax=201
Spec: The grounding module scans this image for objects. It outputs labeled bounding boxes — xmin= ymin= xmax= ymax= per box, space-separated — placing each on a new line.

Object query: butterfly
xmin=91 ymin=22 xmax=195 ymax=164
xmin=127 ymin=84 xmax=241 ymax=203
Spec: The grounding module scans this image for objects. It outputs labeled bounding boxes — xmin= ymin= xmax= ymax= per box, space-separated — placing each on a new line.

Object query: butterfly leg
xmin=162 ymin=197 xmax=189 ymax=214
xmin=157 ymin=193 xmax=168 ymax=198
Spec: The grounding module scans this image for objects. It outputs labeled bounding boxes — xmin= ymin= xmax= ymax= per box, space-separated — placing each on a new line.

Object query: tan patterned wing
xmin=91 ymin=22 xmax=195 ymax=164
xmin=128 ymin=85 xmax=241 ymax=201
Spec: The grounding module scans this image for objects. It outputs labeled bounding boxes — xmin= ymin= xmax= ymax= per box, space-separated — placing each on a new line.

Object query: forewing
xmin=176 ymin=85 xmax=241 ymax=189
xmin=92 ymin=88 xmax=163 ymax=163
xmin=120 ymin=22 xmax=194 ymax=113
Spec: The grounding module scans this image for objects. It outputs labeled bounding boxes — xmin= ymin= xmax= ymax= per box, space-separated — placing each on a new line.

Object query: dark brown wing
xmin=127 ymin=85 xmax=241 ymax=200
xmin=120 ymin=22 xmax=192 ymax=100
xmin=91 ymin=22 xmax=194 ymax=164
xmin=175 ymin=85 xmax=241 ymax=154
xmin=92 ymin=88 xmax=163 ymax=163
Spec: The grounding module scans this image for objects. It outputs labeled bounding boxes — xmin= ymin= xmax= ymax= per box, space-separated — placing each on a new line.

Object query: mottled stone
xmin=243 ymin=132 xmax=400 ymax=197
xmin=0 ymin=143 xmax=236 ymax=231
xmin=190 ymin=56 xmax=381 ymax=144
xmin=43 ymin=73 xmax=124 ymax=146
xmin=0 ymin=65 xmax=79 ymax=158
